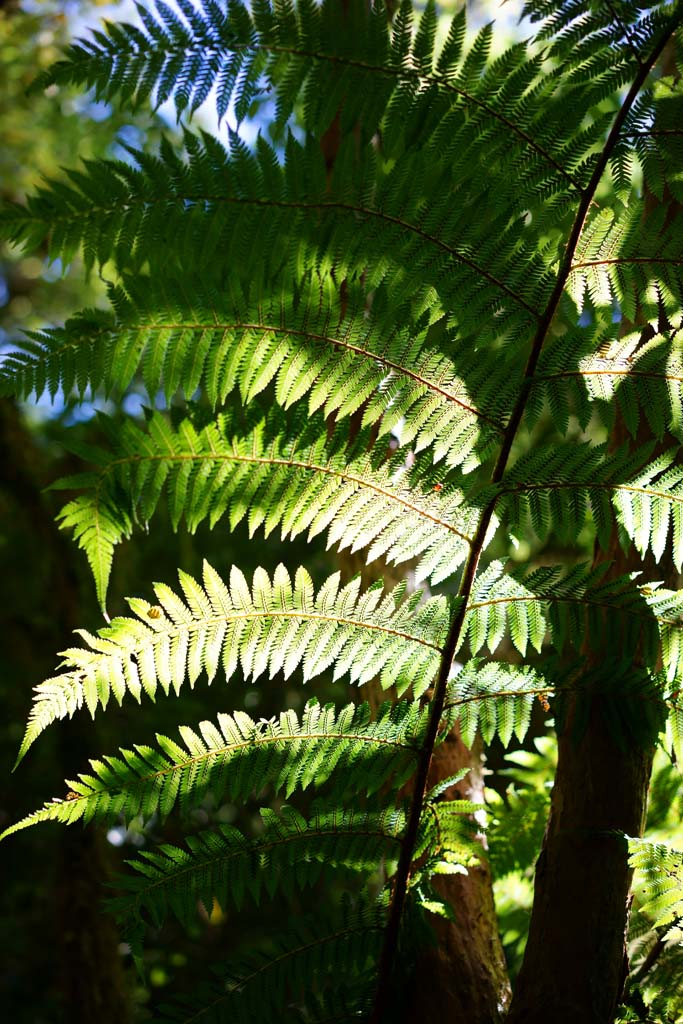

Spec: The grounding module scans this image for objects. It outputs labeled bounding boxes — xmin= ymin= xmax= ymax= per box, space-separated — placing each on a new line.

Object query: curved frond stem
xmin=369 ymin=10 xmax=683 ymax=1018
xmin=23 ymin=318 xmax=502 ymax=430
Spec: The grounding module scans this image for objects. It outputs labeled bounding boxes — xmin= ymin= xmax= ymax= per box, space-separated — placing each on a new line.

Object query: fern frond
xmin=53 ymin=406 xmax=481 ymax=607
xmin=108 ymin=805 xmax=404 ymax=930
xmin=154 ymin=897 xmax=385 ymax=1024
xmin=15 ymin=562 xmax=450 ymax=763
xmin=1 ymin=698 xmax=427 ymax=838
xmin=531 ymin=321 xmax=683 ymax=441
xmin=0 ymin=273 xmax=508 ymax=460
xmin=463 ymin=561 xmax=683 ymax=680
xmin=569 ymin=201 xmax=683 ymax=321
xmin=445 ymin=660 xmax=547 ymax=748
xmin=524 ymin=2 xmax=675 ymax=93
xmin=0 ymin=128 xmax=548 ymax=335
xmin=495 ymin=441 xmax=683 ymax=569
xmin=33 ymin=0 xmax=587 ymax=205
xmin=629 ymin=838 xmax=683 ymax=941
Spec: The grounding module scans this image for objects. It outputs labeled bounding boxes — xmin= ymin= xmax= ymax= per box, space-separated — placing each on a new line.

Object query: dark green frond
xmin=1 ymin=698 xmax=427 ymax=838
xmin=463 ymin=560 xmax=683 ymax=679
xmin=109 ymin=805 xmax=404 ymax=929
xmin=155 ymin=897 xmax=385 ymax=1023
xmin=15 ymin=562 xmax=449 ymax=763
xmin=32 ymin=0 xmax=592 ymax=210
xmin=494 ymin=441 xmax=683 ymax=568
xmin=0 ymin=129 xmax=548 ymax=336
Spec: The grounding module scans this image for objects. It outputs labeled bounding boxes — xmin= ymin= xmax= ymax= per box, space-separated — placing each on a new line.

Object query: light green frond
xmin=2 ymin=698 xmax=427 ymax=839
xmin=16 ymin=562 xmax=450 ymax=763
xmin=445 ymin=660 xmax=548 ymax=748
xmin=53 ymin=406 xmax=481 ymax=607
xmin=628 ymin=838 xmax=683 ymax=940
xmin=109 ymin=805 xmax=404 ymax=929
xmin=569 ymin=201 xmax=683 ymax=321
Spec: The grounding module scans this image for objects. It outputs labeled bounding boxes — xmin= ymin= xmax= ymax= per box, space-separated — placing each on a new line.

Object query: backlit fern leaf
xmin=1 ymin=698 xmax=428 ymax=837
xmin=628 ymin=838 xmax=683 ymax=940
xmin=52 ymin=406 xmax=481 ymax=607
xmin=445 ymin=660 xmax=547 ymax=748
xmin=530 ymin=321 xmax=683 ymax=441
xmin=15 ymin=561 xmax=450 ymax=763
xmin=0 ymin=273 xmax=509 ymax=464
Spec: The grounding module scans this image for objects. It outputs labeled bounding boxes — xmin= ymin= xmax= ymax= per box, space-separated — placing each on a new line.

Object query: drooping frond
xmin=53 ymin=406 xmax=481 ymax=607
xmin=0 ymin=273 xmax=509 ymax=463
xmin=109 ymin=805 xmax=404 ymax=930
xmin=154 ymin=897 xmax=385 ymax=1024
xmin=1 ymin=698 xmax=428 ymax=838
xmin=493 ymin=441 xmax=683 ymax=568
xmin=16 ymin=562 xmax=449 ymax=763
xmin=463 ymin=561 xmax=683 ymax=680
xmin=628 ymin=838 xmax=683 ymax=941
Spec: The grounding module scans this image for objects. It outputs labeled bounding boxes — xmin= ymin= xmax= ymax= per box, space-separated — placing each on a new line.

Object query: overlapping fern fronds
xmin=4 ymin=0 xmax=683 ymax=1019
xmin=1 ymin=698 xmax=430 ymax=837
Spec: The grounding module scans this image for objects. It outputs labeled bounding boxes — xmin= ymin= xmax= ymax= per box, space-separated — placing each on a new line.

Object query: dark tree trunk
xmin=0 ymin=399 xmax=132 ymax=1023
xmin=404 ymin=729 xmax=510 ymax=1024
xmin=507 ymin=704 xmax=653 ymax=1024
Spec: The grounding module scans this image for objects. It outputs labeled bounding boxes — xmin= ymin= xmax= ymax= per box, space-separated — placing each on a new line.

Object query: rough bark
xmin=506 ymin=701 xmax=654 ymax=1024
xmin=404 ymin=729 xmax=511 ymax=1024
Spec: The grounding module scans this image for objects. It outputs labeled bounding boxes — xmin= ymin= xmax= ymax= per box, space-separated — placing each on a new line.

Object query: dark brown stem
xmin=370 ymin=12 xmax=683 ymax=1022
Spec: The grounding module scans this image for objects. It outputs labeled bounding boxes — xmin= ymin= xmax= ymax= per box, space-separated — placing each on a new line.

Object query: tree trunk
xmin=507 ymin=702 xmax=653 ymax=1024
xmin=404 ymin=729 xmax=510 ymax=1024
xmin=341 ymin=550 xmax=511 ymax=1023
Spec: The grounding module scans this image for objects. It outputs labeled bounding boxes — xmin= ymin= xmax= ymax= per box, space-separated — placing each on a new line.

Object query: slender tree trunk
xmin=404 ymin=730 xmax=510 ymax=1024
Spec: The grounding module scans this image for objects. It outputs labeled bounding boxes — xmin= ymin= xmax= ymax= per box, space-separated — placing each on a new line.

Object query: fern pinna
xmin=3 ymin=2 xmax=683 ymax=1021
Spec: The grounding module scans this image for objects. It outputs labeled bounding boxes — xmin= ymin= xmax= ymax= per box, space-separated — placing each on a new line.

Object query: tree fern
xmin=4 ymin=1 xmax=683 ymax=1020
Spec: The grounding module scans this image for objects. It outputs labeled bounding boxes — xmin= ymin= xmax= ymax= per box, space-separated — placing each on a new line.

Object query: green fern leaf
xmin=15 ymin=562 xmax=451 ymax=763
